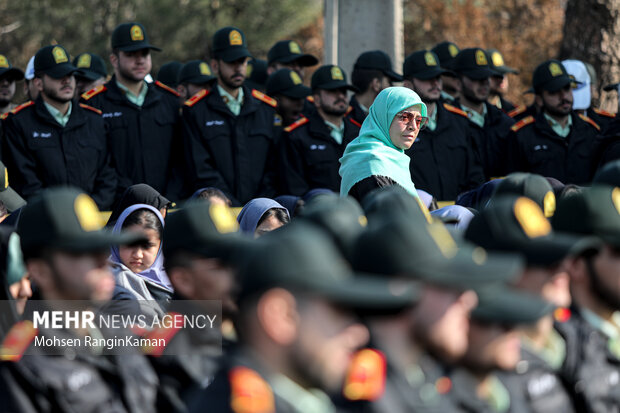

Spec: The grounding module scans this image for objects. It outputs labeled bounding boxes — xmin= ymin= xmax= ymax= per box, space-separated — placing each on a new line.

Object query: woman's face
xmin=388 ymin=105 xmax=425 ymax=150
xmin=118 ymin=225 xmax=161 ymax=273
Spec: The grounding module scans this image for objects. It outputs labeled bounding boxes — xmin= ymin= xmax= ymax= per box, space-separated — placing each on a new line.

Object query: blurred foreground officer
xmin=279 ymin=65 xmax=360 ymax=196
xmin=81 ymin=22 xmax=181 ymax=199
xmin=3 ymin=45 xmax=116 ymax=209
xmin=266 ymin=68 xmax=311 ymax=127
xmin=508 ymin=60 xmax=602 ymax=184
xmin=431 ymin=41 xmax=461 ymax=102
xmin=182 ymin=27 xmax=280 ymax=206
xmin=403 ymin=50 xmax=484 ymax=200
xmin=552 ymin=185 xmax=620 ymax=411
xmin=190 ymin=222 xmax=414 ymax=412
xmin=487 ymin=49 xmax=518 ymax=113
xmin=0 ymin=188 xmax=157 ymax=412
xmin=0 ymin=54 xmax=24 ymax=114
xmin=73 ymin=52 xmax=107 ymax=97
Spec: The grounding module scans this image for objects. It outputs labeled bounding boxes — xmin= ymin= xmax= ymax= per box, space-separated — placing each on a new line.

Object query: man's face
xmin=314 ymin=88 xmax=348 ymax=117
xmin=411 ymin=76 xmax=442 ymax=103
xmin=538 ymin=85 xmax=573 ymax=118
xmin=516 ymin=260 xmax=572 ymax=308
xmin=276 ymin=94 xmax=305 ymax=125
xmin=273 ymin=61 xmax=304 ymax=78
xmin=460 ymin=76 xmax=490 ymax=104
xmin=412 ymin=286 xmax=478 ymax=362
xmin=489 ymin=75 xmax=508 ymax=96
xmin=37 ymin=74 xmax=75 ymax=104
xmin=179 ymin=257 xmax=238 ymax=316
xmin=441 ymin=74 xmax=461 ymax=96
xmin=388 ymin=107 xmax=424 ymax=150
xmin=75 ymin=76 xmax=106 ymax=97
xmin=589 ymin=244 xmax=620 ymax=310
xmin=462 ymin=320 xmax=521 ymax=372
xmin=213 ymin=57 xmax=248 ymax=90
xmin=112 ymin=49 xmax=152 ymax=82
xmin=0 ymin=76 xmax=16 ymax=106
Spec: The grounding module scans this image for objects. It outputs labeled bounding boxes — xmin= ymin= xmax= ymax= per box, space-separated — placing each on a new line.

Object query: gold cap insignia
xmin=331 ymin=66 xmax=344 ymax=80
xmin=77 ymin=54 xmax=91 ymax=68
xmin=52 ymin=47 xmax=68 ymax=64
xmin=130 ymin=25 xmax=144 ymax=41
xmin=3 ymin=169 xmax=8 ymax=190
xmin=424 ymin=52 xmax=437 ymax=66
xmin=612 ymin=187 xmax=620 ymax=215
xmin=549 ymin=62 xmax=563 ymax=77
xmin=290 ymin=71 xmax=302 ymax=85
xmin=543 ymin=191 xmax=556 ymax=218
xmin=199 ymin=62 xmax=211 ymax=76
xmin=514 ymin=197 xmax=551 ymax=238
xmin=209 ymin=204 xmax=239 ymax=234
xmin=475 ymin=50 xmax=488 ymax=66
xmin=0 ymin=55 xmax=8 ymax=68
xmin=358 ymin=215 xmax=368 ymax=227
xmin=428 ymin=223 xmax=458 ymax=258
xmin=472 ymin=247 xmax=487 ymax=265
xmin=491 ymin=52 xmax=504 ymax=68
xmin=448 ymin=44 xmax=459 ymax=57
xmin=74 ymin=194 xmax=103 ymax=232
xmin=229 ymin=30 xmax=243 ymax=46
xmin=289 ymin=41 xmax=301 ymax=54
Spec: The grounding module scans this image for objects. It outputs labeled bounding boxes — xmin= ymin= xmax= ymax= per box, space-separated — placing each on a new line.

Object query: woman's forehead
xmin=398 ymin=105 xmax=422 ymax=114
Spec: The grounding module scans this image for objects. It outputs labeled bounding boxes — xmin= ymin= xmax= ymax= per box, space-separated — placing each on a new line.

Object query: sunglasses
xmin=397 ymin=111 xmax=429 ymax=129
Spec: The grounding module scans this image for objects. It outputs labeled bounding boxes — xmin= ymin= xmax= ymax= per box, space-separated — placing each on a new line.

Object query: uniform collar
xmin=43 ymin=100 xmax=72 ymax=127
xmin=116 ymin=79 xmax=149 ymax=107
xmin=270 ymin=373 xmax=336 ymax=413
xmin=543 ymin=112 xmax=572 ymax=138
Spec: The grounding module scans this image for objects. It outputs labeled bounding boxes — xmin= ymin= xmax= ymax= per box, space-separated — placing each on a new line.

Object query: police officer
xmin=552 ymin=185 xmax=620 ymax=412
xmin=490 ymin=172 xmax=557 ymax=217
xmin=488 ymin=49 xmax=518 ymax=113
xmin=2 ymin=45 xmax=116 ymax=209
xmin=244 ymin=58 xmax=268 ymax=92
xmin=81 ymin=22 xmax=182 ymax=200
xmin=507 ymin=60 xmax=602 ymax=184
xmin=177 ymin=60 xmax=217 ymax=102
xmin=431 ymin=41 xmax=461 ymax=102
xmin=0 ymin=54 xmax=24 ymax=114
xmin=279 ymin=64 xmax=361 ymax=196
xmin=267 ymin=39 xmax=319 ymax=79
xmin=451 ymin=47 xmax=515 ymax=179
xmin=157 ymin=60 xmax=183 ymax=89
xmin=0 ymin=187 xmax=157 ymax=412
xmin=402 ymin=50 xmax=484 ymax=201
xmin=181 ymin=26 xmax=281 ymax=206
xmin=73 ymin=52 xmax=107 ymax=97
xmin=266 ymin=68 xmax=311 ymax=127
xmin=349 ymin=50 xmax=403 ymax=124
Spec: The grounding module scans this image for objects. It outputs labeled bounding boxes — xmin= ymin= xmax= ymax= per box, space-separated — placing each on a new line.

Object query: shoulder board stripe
xmin=507 ymin=105 xmax=527 ymax=118
xmin=593 ymin=108 xmax=616 ymax=118
xmin=155 ymin=80 xmax=180 ymax=97
xmin=229 ymin=366 xmax=275 ymax=413
xmin=283 ymin=116 xmax=309 ymax=133
xmin=142 ymin=312 xmax=183 ymax=357
xmin=184 ymin=89 xmax=209 ymax=107
xmin=251 ymin=89 xmax=277 ymax=108
xmin=343 ymin=348 xmax=387 ymax=401
xmin=443 ymin=103 xmax=468 ymax=118
xmin=79 ymin=103 xmax=102 ymax=115
xmin=511 ymin=115 xmax=535 ymax=132
xmin=345 ymin=105 xmax=353 ymax=116
xmin=10 ymin=101 xmax=34 ymax=115
xmin=81 ymin=85 xmax=107 ymax=101
xmin=0 ymin=112 xmax=8 ymax=120
xmin=0 ymin=320 xmax=38 ymax=362
xmin=349 ymin=117 xmax=362 ymax=128
xmin=578 ymin=113 xmax=601 ymax=131
xmin=306 ymin=96 xmax=315 ymax=103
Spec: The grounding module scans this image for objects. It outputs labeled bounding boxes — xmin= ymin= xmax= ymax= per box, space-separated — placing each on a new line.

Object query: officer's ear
xmin=32 ymin=77 xmax=43 ymax=92
xmin=257 ymin=288 xmax=298 ymax=346
xmin=168 ymin=267 xmax=194 ymax=299
xmin=210 ymin=59 xmax=220 ymax=76
xmin=535 ymin=93 xmax=543 ymax=108
xmin=109 ymin=53 xmax=119 ymax=70
xmin=564 ymin=255 xmax=588 ymax=287
xmin=371 ymin=77 xmax=383 ymax=94
xmin=176 ymin=84 xmax=188 ymax=101
xmin=25 ymin=259 xmax=54 ymax=296
xmin=403 ymin=79 xmax=414 ymax=91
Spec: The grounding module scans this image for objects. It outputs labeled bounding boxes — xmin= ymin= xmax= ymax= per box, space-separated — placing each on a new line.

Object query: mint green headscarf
xmin=339 ymin=87 xmax=427 ymax=197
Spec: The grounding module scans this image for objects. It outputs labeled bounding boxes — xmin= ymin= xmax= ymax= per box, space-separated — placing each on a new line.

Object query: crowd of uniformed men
xmin=0 ymin=20 xmax=618 ymax=412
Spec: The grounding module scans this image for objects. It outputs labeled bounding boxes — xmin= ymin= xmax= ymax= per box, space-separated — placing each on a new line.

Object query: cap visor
xmin=219 ymin=48 xmax=252 ymax=63
xmin=473 ymin=287 xmax=554 ymax=324
xmin=317 ymin=80 xmax=359 ymax=93
xmin=184 ymin=75 xmax=217 ymax=85
xmin=410 ymin=67 xmax=449 ymax=80
xmin=45 ymin=64 xmax=79 ymax=79
xmin=74 ymin=69 xmax=103 ymax=81
xmin=460 ymin=67 xmax=497 ymax=80
xmin=279 ymin=54 xmax=319 ymax=67
xmin=280 ymin=85 xmax=312 ymax=99
xmin=0 ymin=68 xmax=25 ymax=82
xmin=56 ymin=230 xmax=147 ymax=253
xmin=542 ymin=77 xmax=571 ymax=92
xmin=494 ymin=66 xmax=519 ymax=75
xmin=117 ymin=43 xmax=161 ymax=52
xmin=384 ymin=69 xmax=404 ymax=82
xmin=521 ymin=233 xmax=600 ymax=266
xmin=0 ymin=187 xmax=26 ymax=213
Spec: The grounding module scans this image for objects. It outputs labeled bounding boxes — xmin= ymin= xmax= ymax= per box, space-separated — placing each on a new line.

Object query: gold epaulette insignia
xmin=184 ymin=89 xmax=209 ymax=107
xmin=443 ymin=103 xmax=468 ymax=118
xmin=343 ymin=348 xmax=386 ymax=401
xmin=229 ymin=366 xmax=275 ymax=413
xmin=0 ymin=320 xmax=38 ymax=362
xmin=81 ymin=85 xmax=106 ymax=101
xmin=511 ymin=115 xmax=535 ymax=132
xmin=79 ymin=103 xmax=102 ymax=115
xmin=283 ymin=116 xmax=309 ymax=133
xmin=155 ymin=80 xmax=180 ymax=97
xmin=251 ymin=89 xmax=277 ymax=108
xmin=578 ymin=113 xmax=600 ymax=131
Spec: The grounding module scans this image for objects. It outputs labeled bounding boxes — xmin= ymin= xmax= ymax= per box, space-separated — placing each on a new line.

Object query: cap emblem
xmin=199 ymin=62 xmax=211 ymax=75
xmin=331 ymin=66 xmax=344 ymax=80
xmin=130 ymin=25 xmax=144 ymax=41
xmin=209 ymin=204 xmax=238 ymax=234
xmin=427 ymin=223 xmax=457 ymax=258
xmin=448 ymin=44 xmax=459 ymax=57
xmin=74 ymin=194 xmax=103 ymax=232
xmin=543 ymin=191 xmax=556 ymax=218
xmin=77 ymin=54 xmax=91 ymax=69
xmin=230 ymin=367 xmax=275 ymax=413
xmin=549 ymin=62 xmax=563 ymax=77
xmin=3 ymin=168 xmax=8 ymax=191
xmin=229 ymin=30 xmax=243 ymax=46
xmin=612 ymin=188 xmax=620 ymax=216
xmin=514 ymin=197 xmax=551 ymax=238
xmin=290 ymin=71 xmax=302 ymax=85
xmin=358 ymin=215 xmax=368 ymax=227
xmin=424 ymin=52 xmax=437 ymax=67
xmin=475 ymin=50 xmax=488 ymax=66
xmin=52 ymin=47 xmax=68 ymax=64
xmin=491 ymin=52 xmax=504 ymax=67
xmin=289 ymin=41 xmax=301 ymax=54
xmin=0 ymin=55 xmax=8 ymax=68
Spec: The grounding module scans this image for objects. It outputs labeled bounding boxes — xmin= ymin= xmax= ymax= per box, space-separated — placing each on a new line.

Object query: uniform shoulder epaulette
xmin=343 ymin=348 xmax=386 ymax=401
xmin=229 ymin=366 xmax=275 ymax=413
xmin=184 ymin=89 xmax=209 ymax=107
xmin=0 ymin=320 xmax=38 ymax=362
xmin=507 ymin=105 xmax=527 ymax=118
xmin=283 ymin=116 xmax=309 ymax=133
xmin=155 ymin=80 xmax=180 ymax=97
xmin=251 ymin=89 xmax=277 ymax=108
xmin=10 ymin=101 xmax=34 ymax=115
xmin=79 ymin=103 xmax=102 ymax=115
xmin=443 ymin=103 xmax=468 ymax=118
xmin=306 ymin=95 xmax=315 ymax=103
xmin=345 ymin=105 xmax=353 ymax=116
xmin=81 ymin=85 xmax=107 ymax=101
xmin=511 ymin=115 xmax=535 ymax=132
xmin=349 ymin=117 xmax=362 ymax=128
xmin=0 ymin=112 xmax=8 ymax=120
xmin=554 ymin=307 xmax=571 ymax=323
xmin=141 ymin=312 xmax=183 ymax=357
xmin=578 ymin=113 xmax=601 ymax=131
xmin=593 ymin=108 xmax=616 ymax=118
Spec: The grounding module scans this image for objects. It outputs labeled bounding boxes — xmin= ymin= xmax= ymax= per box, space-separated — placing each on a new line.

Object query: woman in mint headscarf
xmin=339 ymin=86 xmax=427 ymax=202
